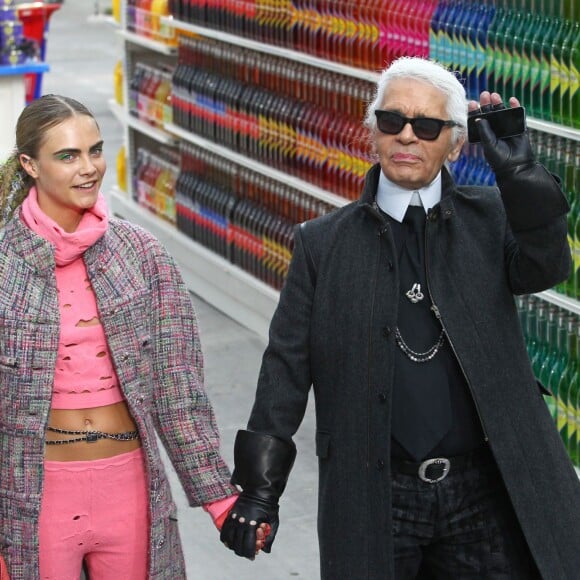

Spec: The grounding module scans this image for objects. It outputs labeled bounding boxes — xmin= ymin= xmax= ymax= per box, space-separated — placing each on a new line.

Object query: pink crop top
xmin=20 ymin=187 xmax=124 ymax=410
xmin=51 ymin=257 xmax=124 ymax=409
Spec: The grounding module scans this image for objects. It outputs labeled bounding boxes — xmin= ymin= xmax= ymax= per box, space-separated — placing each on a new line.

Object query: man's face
xmin=374 ymin=78 xmax=465 ymax=190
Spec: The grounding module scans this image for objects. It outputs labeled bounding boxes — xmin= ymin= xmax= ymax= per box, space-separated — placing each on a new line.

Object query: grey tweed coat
xmin=248 ymin=164 xmax=580 ymax=579
xmin=0 ymin=212 xmax=237 ymax=579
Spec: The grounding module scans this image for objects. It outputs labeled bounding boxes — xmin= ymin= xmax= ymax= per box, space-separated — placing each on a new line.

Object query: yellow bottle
xmin=112 ymin=0 xmax=121 ymax=24
xmin=114 ymin=60 xmax=124 ymax=106
xmin=116 ymin=145 xmax=127 ymax=192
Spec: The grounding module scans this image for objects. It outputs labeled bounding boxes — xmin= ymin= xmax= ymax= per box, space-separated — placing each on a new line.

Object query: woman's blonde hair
xmin=0 ymin=94 xmax=98 ymax=225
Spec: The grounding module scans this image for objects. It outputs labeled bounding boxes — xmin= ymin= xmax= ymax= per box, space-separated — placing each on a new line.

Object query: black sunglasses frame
xmin=374 ymin=110 xmax=461 ymax=141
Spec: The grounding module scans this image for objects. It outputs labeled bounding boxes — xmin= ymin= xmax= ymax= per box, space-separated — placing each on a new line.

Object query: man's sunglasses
xmin=374 ymin=110 xmax=462 ymax=141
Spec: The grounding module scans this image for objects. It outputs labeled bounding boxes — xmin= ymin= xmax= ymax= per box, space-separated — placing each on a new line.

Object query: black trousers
xmin=390 ymin=447 xmax=540 ymax=579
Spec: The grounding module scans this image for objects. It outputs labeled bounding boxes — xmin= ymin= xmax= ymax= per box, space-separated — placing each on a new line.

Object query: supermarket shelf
xmin=536 ymin=290 xmax=580 ymax=317
xmin=109 ymin=100 xmax=179 ymax=146
xmin=161 ymin=18 xmax=580 ymax=143
xmin=118 ymin=29 xmax=177 ymax=55
xmin=161 ymin=17 xmax=380 ymax=83
xmin=164 ymin=122 xmax=349 ymax=209
xmin=107 ymin=187 xmax=279 ymax=340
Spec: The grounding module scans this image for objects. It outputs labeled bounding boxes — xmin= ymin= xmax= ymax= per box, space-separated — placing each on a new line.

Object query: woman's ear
xmin=19 ymin=154 xmax=38 ymax=178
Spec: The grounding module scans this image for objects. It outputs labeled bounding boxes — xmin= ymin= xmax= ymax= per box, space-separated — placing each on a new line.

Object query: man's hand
xmin=221 ymin=494 xmax=277 ymax=559
xmin=467 ymin=91 xmax=533 ymax=173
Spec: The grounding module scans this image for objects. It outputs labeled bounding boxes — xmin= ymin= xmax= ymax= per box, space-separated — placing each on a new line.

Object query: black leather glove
xmin=470 ymin=103 xmax=568 ymax=230
xmin=220 ymin=430 xmax=296 ymax=559
xmin=470 ymin=103 xmax=533 ymax=175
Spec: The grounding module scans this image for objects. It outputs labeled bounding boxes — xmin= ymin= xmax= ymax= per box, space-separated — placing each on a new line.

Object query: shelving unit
xmin=113 ymin=6 xmax=580 ymax=328
xmin=108 ymin=2 xmax=580 ymax=475
xmin=109 ymin=187 xmax=279 ymax=338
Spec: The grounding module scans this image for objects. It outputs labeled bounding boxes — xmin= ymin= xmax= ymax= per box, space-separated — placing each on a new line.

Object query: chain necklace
xmin=394 ymin=327 xmax=445 ymax=363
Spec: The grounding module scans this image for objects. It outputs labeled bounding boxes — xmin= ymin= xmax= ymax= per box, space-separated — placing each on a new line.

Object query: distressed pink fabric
xmin=38 ymin=449 xmax=149 ymax=579
xmin=21 ymin=189 xmax=124 ymax=409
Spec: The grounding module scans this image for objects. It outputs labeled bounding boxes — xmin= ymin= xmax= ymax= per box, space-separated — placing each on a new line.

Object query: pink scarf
xmin=20 ymin=187 xmax=109 ymax=266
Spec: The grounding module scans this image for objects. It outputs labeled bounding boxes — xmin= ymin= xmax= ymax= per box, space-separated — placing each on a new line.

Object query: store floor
xmin=42 ymin=2 xmax=319 ymax=578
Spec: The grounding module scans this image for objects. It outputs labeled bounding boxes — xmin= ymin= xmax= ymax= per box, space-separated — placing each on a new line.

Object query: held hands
xmin=220 ymin=494 xmax=277 ymax=559
xmin=467 ymin=91 xmax=534 ymax=174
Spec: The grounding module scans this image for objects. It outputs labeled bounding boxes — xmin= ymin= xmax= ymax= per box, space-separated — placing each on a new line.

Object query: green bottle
xmin=566 ymin=325 xmax=580 ymax=462
xmin=499 ymin=9 xmax=517 ymax=99
xmin=568 ymin=357 xmax=579 ymax=465
xmin=488 ymin=7 xmax=506 ymax=95
xmin=525 ymin=296 xmax=539 ymax=362
xmin=485 ymin=8 xmax=504 ymax=91
xmin=520 ymin=14 xmax=541 ymax=107
xmin=540 ymin=308 xmax=565 ymax=421
xmin=558 ymin=20 xmax=575 ymax=125
xmin=571 ymin=22 xmax=580 ymax=129
xmin=510 ymin=12 xmax=530 ymax=101
xmin=550 ymin=19 xmax=570 ymax=124
xmin=529 ymin=17 xmax=549 ymax=118
xmin=572 ymin=364 xmax=580 ymax=467
xmin=557 ymin=316 xmax=578 ymax=448
xmin=539 ymin=17 xmax=558 ymax=120
xmin=532 ymin=302 xmax=548 ymax=378
xmin=548 ymin=314 xmax=572 ymax=423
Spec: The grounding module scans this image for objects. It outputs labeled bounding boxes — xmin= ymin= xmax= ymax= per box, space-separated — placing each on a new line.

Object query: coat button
xmin=388 ymin=261 xmax=394 ymax=271
xmin=377 ymin=459 xmax=385 ymax=470
xmin=378 ymin=393 xmax=387 ymax=403
xmin=382 ymin=326 xmax=391 ymax=337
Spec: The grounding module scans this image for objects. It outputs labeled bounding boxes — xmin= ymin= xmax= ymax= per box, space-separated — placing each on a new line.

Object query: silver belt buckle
xmin=418 ymin=457 xmax=451 ymax=483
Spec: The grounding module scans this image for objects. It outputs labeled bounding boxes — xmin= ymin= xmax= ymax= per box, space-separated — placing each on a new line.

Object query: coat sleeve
xmin=500 ymin=167 xmax=572 ymax=295
xmin=146 ymin=238 xmax=237 ymax=506
xmin=247 ymin=223 xmax=316 ymax=442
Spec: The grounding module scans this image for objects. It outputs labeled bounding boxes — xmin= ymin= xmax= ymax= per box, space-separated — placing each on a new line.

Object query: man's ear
xmin=447 ymin=136 xmax=466 ymax=163
xmin=19 ymin=154 xmax=38 ymax=178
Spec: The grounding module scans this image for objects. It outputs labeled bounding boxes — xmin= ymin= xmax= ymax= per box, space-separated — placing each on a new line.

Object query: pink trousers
xmin=39 ymin=449 xmax=150 ymax=580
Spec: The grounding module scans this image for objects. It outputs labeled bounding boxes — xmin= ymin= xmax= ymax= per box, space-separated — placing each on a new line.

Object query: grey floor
xmin=40 ymin=2 xmax=320 ymax=578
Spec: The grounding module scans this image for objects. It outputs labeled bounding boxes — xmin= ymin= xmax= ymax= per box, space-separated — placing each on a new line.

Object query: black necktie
xmin=390 ymin=206 xmax=452 ymax=461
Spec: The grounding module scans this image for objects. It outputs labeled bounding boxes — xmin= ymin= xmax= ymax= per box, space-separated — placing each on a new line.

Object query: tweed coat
xmin=248 ymin=163 xmax=580 ymax=579
xmin=0 ymin=211 xmax=237 ymax=579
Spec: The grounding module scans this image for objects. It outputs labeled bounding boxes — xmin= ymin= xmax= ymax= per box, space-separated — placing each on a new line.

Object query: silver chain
xmin=394 ymin=327 xmax=445 ymax=363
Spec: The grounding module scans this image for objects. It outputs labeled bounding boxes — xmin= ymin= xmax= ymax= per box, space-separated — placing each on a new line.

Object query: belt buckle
xmin=418 ymin=457 xmax=450 ymax=483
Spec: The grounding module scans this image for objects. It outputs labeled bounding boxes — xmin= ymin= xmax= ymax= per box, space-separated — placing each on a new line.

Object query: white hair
xmin=364 ymin=57 xmax=468 ymax=145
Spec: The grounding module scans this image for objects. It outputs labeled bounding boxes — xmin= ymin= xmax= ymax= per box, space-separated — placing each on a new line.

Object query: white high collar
xmin=375 ymin=170 xmax=442 ymax=223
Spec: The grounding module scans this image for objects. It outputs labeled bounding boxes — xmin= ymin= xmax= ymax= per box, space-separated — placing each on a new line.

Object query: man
xmin=220 ymin=57 xmax=580 ymax=578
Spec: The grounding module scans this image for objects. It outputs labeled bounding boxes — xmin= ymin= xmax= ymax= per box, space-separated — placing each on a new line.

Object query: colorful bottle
xmin=571 ymin=21 xmax=580 ymax=129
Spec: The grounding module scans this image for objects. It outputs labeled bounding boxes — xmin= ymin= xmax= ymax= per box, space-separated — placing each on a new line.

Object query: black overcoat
xmin=248 ymin=163 xmax=580 ymax=579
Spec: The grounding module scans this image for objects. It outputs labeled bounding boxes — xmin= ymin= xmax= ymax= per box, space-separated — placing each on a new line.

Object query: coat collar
xmin=359 ymin=164 xmax=457 ymax=224
xmin=2 ymin=210 xmax=106 ymax=274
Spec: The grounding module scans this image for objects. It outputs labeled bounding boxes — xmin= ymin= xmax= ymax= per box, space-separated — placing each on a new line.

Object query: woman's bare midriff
xmin=44 ymin=401 xmax=141 ymax=461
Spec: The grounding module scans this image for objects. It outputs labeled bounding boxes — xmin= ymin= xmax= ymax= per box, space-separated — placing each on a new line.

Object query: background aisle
xmin=43 ymin=2 xmax=319 ymax=578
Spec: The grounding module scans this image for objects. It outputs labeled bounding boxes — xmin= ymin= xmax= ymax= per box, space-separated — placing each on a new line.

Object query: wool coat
xmin=248 ymin=163 xmax=580 ymax=579
xmin=0 ymin=212 xmax=237 ymax=579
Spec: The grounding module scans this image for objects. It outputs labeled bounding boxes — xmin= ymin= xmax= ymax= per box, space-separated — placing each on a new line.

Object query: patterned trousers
xmin=391 ymin=447 xmax=540 ymax=579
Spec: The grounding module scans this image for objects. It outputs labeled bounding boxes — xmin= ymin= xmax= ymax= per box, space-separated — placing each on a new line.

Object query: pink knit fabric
xmin=21 ymin=189 xmax=124 ymax=409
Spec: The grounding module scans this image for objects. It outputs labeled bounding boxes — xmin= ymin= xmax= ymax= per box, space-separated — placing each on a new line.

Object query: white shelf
xmin=535 ymin=290 xmax=580 ymax=316
xmin=109 ymin=100 xmax=179 ymax=146
xmin=118 ymin=29 xmax=177 ymax=55
xmin=164 ymin=122 xmax=349 ymax=209
xmin=107 ymin=188 xmax=279 ymax=340
xmin=160 ymin=17 xmax=380 ymax=83
xmin=527 ymin=118 xmax=580 ymax=143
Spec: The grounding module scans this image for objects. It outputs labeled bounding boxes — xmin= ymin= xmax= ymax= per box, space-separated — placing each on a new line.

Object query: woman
xmin=0 ymin=94 xmax=249 ymax=579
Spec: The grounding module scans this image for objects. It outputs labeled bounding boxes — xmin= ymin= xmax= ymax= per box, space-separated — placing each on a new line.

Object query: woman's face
xmin=20 ymin=114 xmax=106 ymax=232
